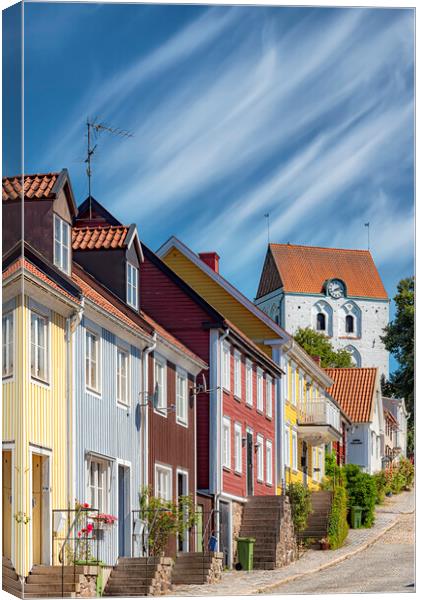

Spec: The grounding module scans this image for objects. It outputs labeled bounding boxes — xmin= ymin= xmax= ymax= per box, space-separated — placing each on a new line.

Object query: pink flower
xmin=86 ymin=523 xmax=94 ymax=533
xmin=83 ymin=502 xmax=90 ymax=508
xmin=77 ymin=531 xmax=82 ymax=538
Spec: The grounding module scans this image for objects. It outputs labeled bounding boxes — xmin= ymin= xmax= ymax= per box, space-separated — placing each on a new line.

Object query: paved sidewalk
xmin=169 ymin=490 xmax=414 ymax=597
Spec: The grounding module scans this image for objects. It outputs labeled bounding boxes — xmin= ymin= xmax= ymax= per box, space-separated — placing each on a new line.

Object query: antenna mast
xmin=264 ymin=213 xmax=270 ymax=245
xmin=364 ymin=222 xmax=370 ymax=250
xmin=85 ymin=118 xmax=133 ymax=218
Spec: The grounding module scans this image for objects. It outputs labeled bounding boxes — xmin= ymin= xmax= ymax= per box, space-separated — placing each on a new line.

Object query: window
xmin=86 ymin=330 xmax=99 ymax=392
xmin=127 ymin=263 xmax=138 ymax=310
xmin=299 ymin=373 xmax=304 ymax=401
xmin=155 ymin=464 xmax=172 ymax=501
xmin=292 ymin=431 xmax=298 ymax=471
xmin=316 ymin=312 xmax=326 ymax=331
xmin=291 ymin=366 xmax=296 ymax=406
xmin=54 ymin=214 xmax=70 ymax=274
xmin=256 ymin=435 xmax=264 ymax=482
xmin=154 ymin=355 xmax=167 ymax=413
xmin=222 ymin=417 xmax=231 ymax=469
xmin=2 ymin=312 xmax=13 ymax=378
xmin=284 ymin=426 xmax=290 ymax=468
xmin=318 ymin=448 xmax=324 ymax=480
xmin=89 ymin=459 xmax=108 ymax=512
xmin=31 ymin=312 xmax=48 ymax=382
xmin=234 ymin=350 xmax=242 ymax=398
xmin=245 ymin=360 xmax=253 ymax=406
xmin=312 ymin=447 xmax=317 ymax=479
xmin=116 ymin=348 xmax=129 ymax=405
xmin=266 ymin=376 xmax=273 ymax=418
xmin=234 ymin=423 xmax=242 ymax=473
xmin=256 ymin=368 xmax=264 ymax=412
xmin=176 ymin=368 xmax=188 ymax=425
xmin=345 ymin=315 xmax=354 ymax=333
xmin=222 ymin=342 xmax=230 ymax=391
xmin=266 ymin=440 xmax=273 ymax=485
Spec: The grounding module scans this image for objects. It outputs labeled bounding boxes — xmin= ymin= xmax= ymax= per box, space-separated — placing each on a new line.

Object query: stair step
xmin=24 ymin=583 xmax=79 ymax=593
xmin=3 ymin=565 xmax=19 ymax=580
xmin=2 ymin=575 xmax=22 ymax=591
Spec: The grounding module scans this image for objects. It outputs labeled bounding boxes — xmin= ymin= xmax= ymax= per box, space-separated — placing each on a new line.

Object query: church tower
xmin=254 ymin=244 xmax=390 ymax=378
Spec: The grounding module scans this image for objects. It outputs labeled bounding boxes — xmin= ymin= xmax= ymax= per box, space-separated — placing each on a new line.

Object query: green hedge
xmin=286 ymin=482 xmax=312 ymax=534
xmin=343 ymin=464 xmax=377 ymax=528
xmin=327 ymin=485 xmax=349 ymax=549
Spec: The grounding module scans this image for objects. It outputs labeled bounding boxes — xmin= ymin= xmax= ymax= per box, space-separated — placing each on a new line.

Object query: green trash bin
xmin=350 ymin=506 xmax=363 ymax=529
xmin=236 ymin=537 xmax=255 ymax=571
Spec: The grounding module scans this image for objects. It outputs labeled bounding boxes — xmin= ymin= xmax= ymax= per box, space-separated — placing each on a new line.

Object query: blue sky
xmin=5 ymin=4 xmax=415 ymax=330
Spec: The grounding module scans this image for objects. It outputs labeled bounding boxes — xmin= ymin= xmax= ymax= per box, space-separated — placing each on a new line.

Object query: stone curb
xmin=254 ymin=509 xmax=413 ymax=594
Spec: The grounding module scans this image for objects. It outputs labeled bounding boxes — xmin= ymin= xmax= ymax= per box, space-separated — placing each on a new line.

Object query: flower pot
xmin=319 ymin=541 xmax=329 ymax=550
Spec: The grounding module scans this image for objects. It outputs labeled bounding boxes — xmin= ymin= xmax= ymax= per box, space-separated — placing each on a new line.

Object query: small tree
xmin=294 ymin=328 xmax=353 ymax=368
xmin=286 ymin=482 xmax=312 ymax=535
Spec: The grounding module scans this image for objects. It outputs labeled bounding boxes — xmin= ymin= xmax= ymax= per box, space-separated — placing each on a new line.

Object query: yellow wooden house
xmin=158 ymin=238 xmax=342 ymax=493
xmin=2 ymin=172 xmax=81 ymax=577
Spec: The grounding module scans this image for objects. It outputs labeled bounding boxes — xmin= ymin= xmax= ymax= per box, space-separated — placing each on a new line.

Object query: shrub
xmin=390 ymin=469 xmax=406 ymax=494
xmin=286 ymin=482 xmax=312 ymax=534
xmin=398 ymin=457 xmax=414 ymax=489
xmin=327 ymin=485 xmax=349 ymax=549
xmin=342 ymin=464 xmax=377 ymax=528
xmin=373 ymin=471 xmax=388 ymax=504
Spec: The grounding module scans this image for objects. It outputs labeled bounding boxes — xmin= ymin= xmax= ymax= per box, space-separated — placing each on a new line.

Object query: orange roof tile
xmin=2 ymin=173 xmax=59 ymax=201
xmin=72 ymin=226 xmax=129 ymax=250
xmin=257 ymin=244 xmax=388 ymax=299
xmin=3 ymin=257 xmax=81 ymax=305
xmin=325 ymin=367 xmax=378 ymax=423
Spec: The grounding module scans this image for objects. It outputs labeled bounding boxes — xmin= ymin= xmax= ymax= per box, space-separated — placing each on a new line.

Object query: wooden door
xmin=32 ymin=454 xmax=42 ymax=565
xmin=246 ymin=432 xmax=253 ymax=496
xmin=2 ymin=451 xmax=12 ymax=559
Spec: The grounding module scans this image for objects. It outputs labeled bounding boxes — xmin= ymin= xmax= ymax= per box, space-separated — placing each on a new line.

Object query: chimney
xmin=312 ymin=355 xmax=321 ymax=366
xmin=199 ymin=252 xmax=220 ymax=273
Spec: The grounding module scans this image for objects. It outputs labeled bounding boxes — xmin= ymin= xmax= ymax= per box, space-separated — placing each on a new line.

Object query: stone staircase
xmin=2 ymin=557 xmax=23 ymax=598
xmin=239 ymin=496 xmax=297 ymax=570
xmin=103 ymin=557 xmax=173 ymax=597
xmin=172 ymin=552 xmax=223 ymax=585
xmin=23 ymin=564 xmax=99 ymax=598
xmin=300 ymin=490 xmax=333 ymax=543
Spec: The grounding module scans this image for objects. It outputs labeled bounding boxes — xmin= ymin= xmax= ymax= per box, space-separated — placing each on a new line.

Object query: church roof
xmin=256 ymin=244 xmax=388 ymax=300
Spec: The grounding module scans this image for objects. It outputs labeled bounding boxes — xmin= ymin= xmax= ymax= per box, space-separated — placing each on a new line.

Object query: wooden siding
xmin=74 ymin=317 xmax=143 ymax=566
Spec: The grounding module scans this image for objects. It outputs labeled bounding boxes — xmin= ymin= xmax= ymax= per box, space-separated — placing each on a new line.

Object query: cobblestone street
xmin=170 ymin=490 xmax=414 ymax=596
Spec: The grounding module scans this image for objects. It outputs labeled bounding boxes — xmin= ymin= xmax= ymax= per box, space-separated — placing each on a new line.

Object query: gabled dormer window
xmin=127 ymin=263 xmax=138 ymax=309
xmin=54 ymin=214 xmax=70 ymax=274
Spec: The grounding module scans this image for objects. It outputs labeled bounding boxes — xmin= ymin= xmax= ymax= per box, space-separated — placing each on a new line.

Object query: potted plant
xmin=319 ymin=537 xmax=330 ymax=550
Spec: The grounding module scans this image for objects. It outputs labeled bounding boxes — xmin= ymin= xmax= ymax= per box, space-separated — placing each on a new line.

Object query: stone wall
xmin=231 ymin=501 xmax=244 ymax=564
xmin=275 ymin=496 xmax=298 ymax=567
xmin=205 ymin=552 xmax=223 ymax=584
xmin=75 ymin=566 xmax=101 ymax=598
xmin=150 ymin=557 xmax=174 ymax=596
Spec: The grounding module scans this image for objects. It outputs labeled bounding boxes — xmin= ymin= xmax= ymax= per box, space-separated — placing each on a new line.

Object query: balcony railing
xmin=297 ymin=397 xmax=341 ymax=433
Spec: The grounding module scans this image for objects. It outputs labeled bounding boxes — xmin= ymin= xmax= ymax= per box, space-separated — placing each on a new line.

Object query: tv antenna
xmin=85 ymin=118 xmax=133 ymax=218
xmin=264 ymin=213 xmax=270 ymax=244
xmin=364 ymin=222 xmax=370 ymax=250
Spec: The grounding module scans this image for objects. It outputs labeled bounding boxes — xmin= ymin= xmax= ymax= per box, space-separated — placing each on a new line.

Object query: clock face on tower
xmin=327 ymin=279 xmax=345 ymax=299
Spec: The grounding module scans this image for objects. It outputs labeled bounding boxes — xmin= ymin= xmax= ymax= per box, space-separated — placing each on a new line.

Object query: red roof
xmin=72 ymin=226 xmax=129 ymax=250
xmin=2 ymin=173 xmax=59 ymax=201
xmin=3 ymin=258 xmax=81 ymax=305
xmin=257 ymin=244 xmax=388 ymax=299
xmin=325 ymin=367 xmax=378 ymax=423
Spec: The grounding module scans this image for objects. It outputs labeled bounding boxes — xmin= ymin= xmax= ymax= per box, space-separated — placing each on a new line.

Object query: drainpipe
xmin=67 ymin=301 xmax=84 ymax=509
xmin=277 ymin=337 xmax=293 ymax=493
xmin=214 ymin=328 xmax=229 ymax=554
xmin=141 ymin=333 xmax=156 ymax=493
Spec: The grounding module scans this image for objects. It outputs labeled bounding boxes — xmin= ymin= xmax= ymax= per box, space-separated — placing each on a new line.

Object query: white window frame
xmin=266 ymin=375 xmax=273 ymax=418
xmin=245 ymin=359 xmax=253 ymax=406
xmin=88 ymin=458 xmax=109 ymax=513
xmin=116 ymin=346 xmax=129 ymax=406
xmin=2 ymin=311 xmax=14 ymax=379
xmin=53 ymin=213 xmax=70 ymax=274
xmin=292 ymin=430 xmax=298 ymax=471
xmin=266 ymin=440 xmax=273 ymax=485
xmin=85 ymin=329 xmax=100 ymax=393
xmin=127 ymin=262 xmax=139 ymax=310
xmin=234 ymin=350 xmax=242 ymax=399
xmin=284 ymin=425 xmax=290 ymax=468
xmin=155 ymin=463 xmax=172 ymax=501
xmin=222 ymin=417 xmax=231 ymax=469
xmin=256 ymin=435 xmax=264 ymax=482
xmin=154 ymin=354 xmax=167 ymax=415
xmin=176 ymin=367 xmax=188 ymax=426
xmin=222 ymin=342 xmax=231 ymax=392
xmin=256 ymin=368 xmax=264 ymax=412
xmin=234 ymin=422 xmax=242 ymax=474
xmin=30 ymin=310 xmax=49 ymax=383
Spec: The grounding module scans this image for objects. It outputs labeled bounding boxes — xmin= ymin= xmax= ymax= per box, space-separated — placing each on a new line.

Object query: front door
xmin=177 ymin=471 xmax=189 ymax=552
xmin=2 ymin=451 xmax=12 ymax=559
xmin=246 ymin=432 xmax=253 ymax=496
xmin=32 ymin=454 xmax=42 ymax=565
xmin=301 ymin=442 xmax=308 ymax=486
xmin=219 ymin=501 xmax=230 ymax=567
xmin=118 ymin=465 xmax=130 ymax=557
